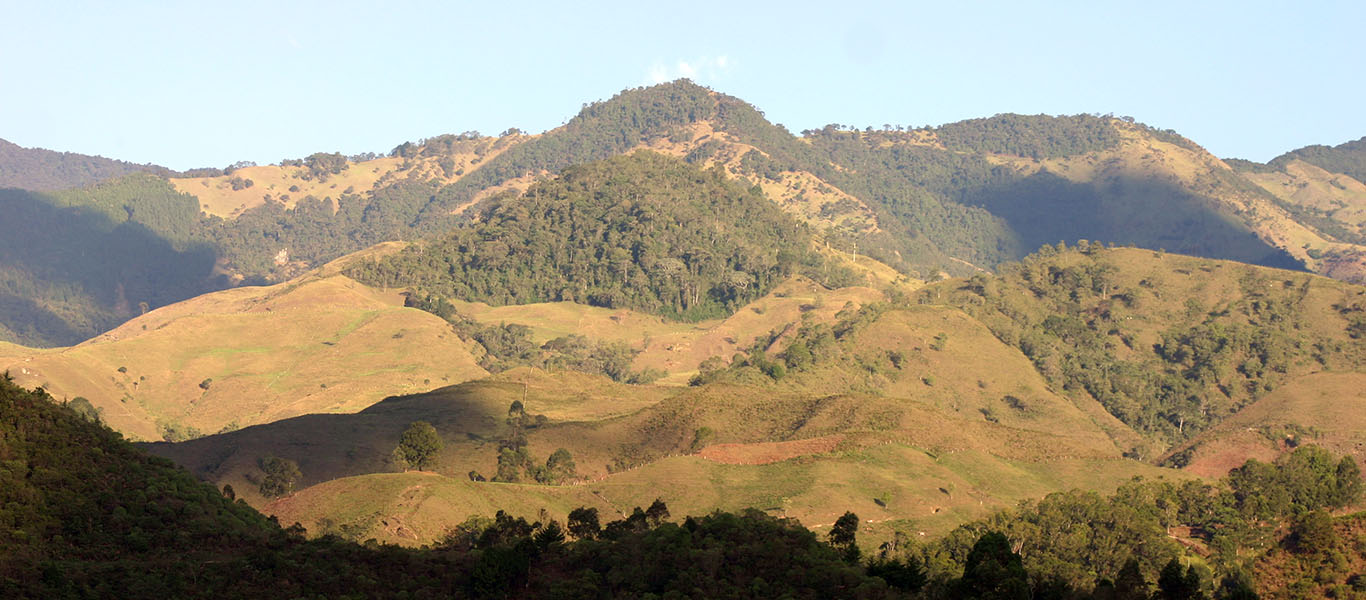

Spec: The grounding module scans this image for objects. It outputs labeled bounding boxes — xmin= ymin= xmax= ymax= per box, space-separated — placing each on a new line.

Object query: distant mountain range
xmin=3 ymin=81 xmax=1364 ymax=347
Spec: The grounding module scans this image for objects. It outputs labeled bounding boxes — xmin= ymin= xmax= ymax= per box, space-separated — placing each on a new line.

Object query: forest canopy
xmin=349 ymin=151 xmax=849 ymax=321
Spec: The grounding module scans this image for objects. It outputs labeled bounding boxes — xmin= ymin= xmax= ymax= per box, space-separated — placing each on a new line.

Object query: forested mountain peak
xmin=346 ymin=151 xmax=855 ymax=321
xmin=1267 ymin=135 xmax=1366 ymax=183
xmin=0 ymin=138 xmax=160 ymax=191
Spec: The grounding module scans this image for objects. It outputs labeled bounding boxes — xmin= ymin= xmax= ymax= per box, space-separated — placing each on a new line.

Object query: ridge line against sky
xmin=1 ymin=1 xmax=1363 ymax=171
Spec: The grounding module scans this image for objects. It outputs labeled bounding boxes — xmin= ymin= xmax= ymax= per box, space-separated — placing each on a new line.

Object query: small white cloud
xmin=648 ymin=64 xmax=670 ymax=84
xmin=643 ymin=55 xmax=734 ymax=85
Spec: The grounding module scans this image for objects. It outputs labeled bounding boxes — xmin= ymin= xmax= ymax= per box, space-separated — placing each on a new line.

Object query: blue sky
xmin=2 ymin=1 xmax=1362 ymax=170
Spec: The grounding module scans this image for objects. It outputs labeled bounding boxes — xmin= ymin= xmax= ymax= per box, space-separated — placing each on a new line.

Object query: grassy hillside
xmin=448 ymin=275 xmax=888 ymax=384
xmin=920 ymin=245 xmax=1366 ymax=453
xmin=144 ymin=305 xmax=1188 ymax=547
xmin=1175 ymin=372 xmax=1366 ymax=478
xmin=0 ymin=271 xmax=488 ymax=441
xmin=0 ymin=232 xmax=892 ymax=443
xmin=264 ymin=447 xmax=1181 ymax=549
xmin=170 ymin=133 xmax=530 ymax=219
xmin=1234 ymin=152 xmax=1366 ymax=282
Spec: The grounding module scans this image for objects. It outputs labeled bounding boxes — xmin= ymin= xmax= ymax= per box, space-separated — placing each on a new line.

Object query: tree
xmin=953 ymin=531 xmax=1030 ymax=600
xmin=567 ymin=507 xmax=601 ymax=540
xmin=1334 ymin=455 xmax=1363 ymax=507
xmin=66 ymin=397 xmax=101 ymax=423
xmin=866 ymin=555 xmax=926 ymax=592
xmin=1292 ymin=510 xmax=1336 ymax=554
xmin=545 ymin=448 xmax=576 ymax=483
xmin=645 ymin=498 xmax=670 ymax=527
xmin=1112 ymin=559 xmax=1150 ymax=600
xmin=258 ymin=456 xmax=301 ymax=498
xmin=1156 ymin=558 xmax=1203 ymax=600
xmin=534 ymin=520 xmax=566 ymax=550
xmin=395 ymin=421 xmax=443 ymax=471
xmin=828 ymin=511 xmax=860 ymax=563
xmin=1217 ymin=570 xmax=1259 ymax=600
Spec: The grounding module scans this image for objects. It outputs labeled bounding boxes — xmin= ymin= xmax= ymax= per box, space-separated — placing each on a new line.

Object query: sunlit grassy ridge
xmin=145 ymin=294 xmax=1190 ymax=547
xmin=0 ymin=272 xmax=488 ymax=440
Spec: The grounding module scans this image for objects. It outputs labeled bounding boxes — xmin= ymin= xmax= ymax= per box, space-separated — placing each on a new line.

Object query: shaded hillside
xmin=348 ymin=151 xmax=850 ymax=321
xmin=0 ymin=138 xmax=156 ymax=191
xmin=0 ymin=176 xmax=220 ymax=346
xmin=143 ymin=370 xmax=684 ymax=502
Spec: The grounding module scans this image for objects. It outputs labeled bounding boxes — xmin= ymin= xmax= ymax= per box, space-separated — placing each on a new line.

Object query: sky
xmin=1 ymin=1 xmax=1363 ymax=171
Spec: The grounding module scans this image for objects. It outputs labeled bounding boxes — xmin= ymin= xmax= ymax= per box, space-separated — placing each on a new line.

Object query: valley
xmin=3 ymin=79 xmax=1365 ymax=597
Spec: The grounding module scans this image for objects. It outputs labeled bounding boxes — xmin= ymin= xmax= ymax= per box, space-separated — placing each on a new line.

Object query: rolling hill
xmin=146 ymin=369 xmax=1185 ymax=548
xmin=143 ymin=290 xmax=1193 ymax=546
xmin=0 ymin=259 xmax=489 ymax=441
xmin=916 ymin=245 xmax=1366 ymax=452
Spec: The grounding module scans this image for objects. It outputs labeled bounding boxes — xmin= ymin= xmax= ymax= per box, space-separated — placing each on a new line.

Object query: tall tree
xmin=394 ymin=421 xmax=444 ymax=471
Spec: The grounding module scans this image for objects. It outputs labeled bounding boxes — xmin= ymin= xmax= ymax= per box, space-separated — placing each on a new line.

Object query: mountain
xmin=1230 ymin=138 xmax=1366 ymax=282
xmin=1269 ymin=136 xmax=1366 ymax=183
xmin=345 ymin=151 xmax=853 ymax=321
xmin=7 ymin=80 xmax=1365 ymax=347
xmin=0 ymin=138 xmax=161 ymax=191
xmin=6 ymin=81 xmax=1366 ymax=595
